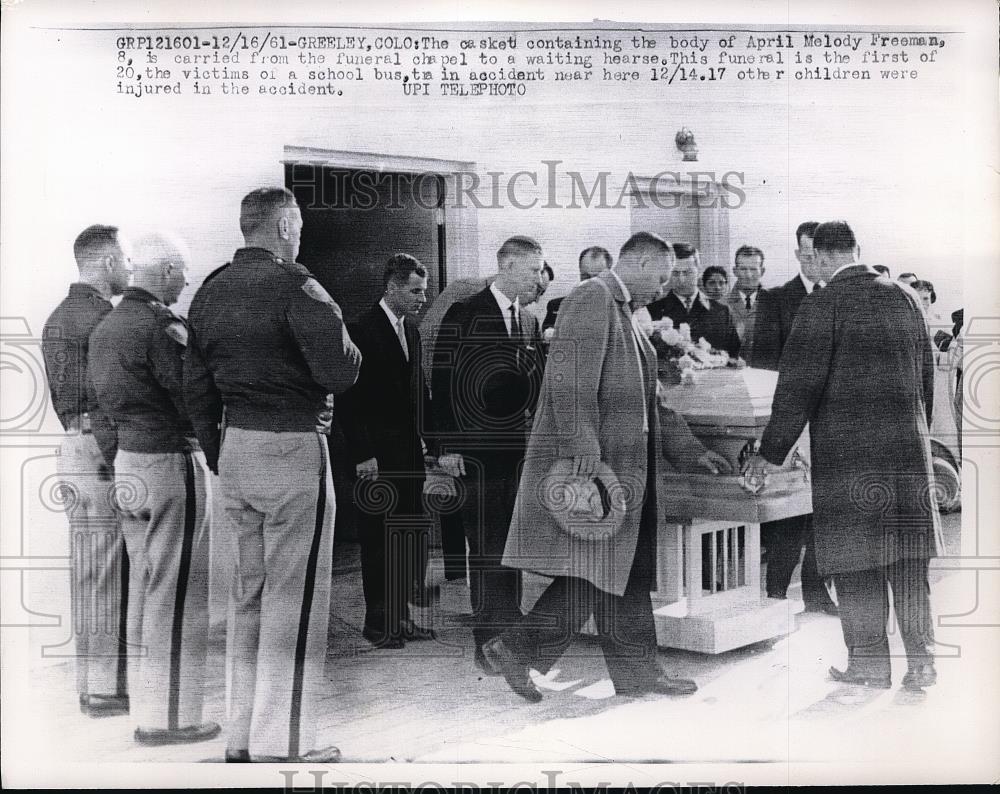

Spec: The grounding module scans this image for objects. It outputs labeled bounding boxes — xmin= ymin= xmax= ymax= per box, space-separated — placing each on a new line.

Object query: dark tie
xmin=509 ymin=303 xmax=521 ymax=340
xmin=745 ymin=293 xmax=753 ymax=311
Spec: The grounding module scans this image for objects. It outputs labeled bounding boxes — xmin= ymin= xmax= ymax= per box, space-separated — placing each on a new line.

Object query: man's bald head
xmin=129 ymin=232 xmax=191 ymax=306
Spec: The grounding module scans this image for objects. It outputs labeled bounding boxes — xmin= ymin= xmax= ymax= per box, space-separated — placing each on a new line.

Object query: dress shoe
xmin=901 ymin=662 xmax=937 ymax=691
xmin=135 ymin=721 xmax=222 ymax=746
xmin=622 ymin=675 xmax=698 ymax=697
xmin=803 ymin=598 xmax=839 ymax=616
xmin=409 ymin=583 xmax=441 ymax=607
xmin=79 ymin=693 xmax=130 ymax=716
xmin=254 ymin=745 xmax=342 ymax=763
xmin=473 ymin=645 xmax=501 ymax=677
xmin=361 ymin=626 xmax=405 ymax=649
xmin=482 ymin=637 xmax=542 ymax=703
xmin=828 ymin=664 xmax=891 ymax=689
xmin=225 ymin=749 xmax=251 ymax=763
xmin=400 ymin=618 xmax=436 ymax=641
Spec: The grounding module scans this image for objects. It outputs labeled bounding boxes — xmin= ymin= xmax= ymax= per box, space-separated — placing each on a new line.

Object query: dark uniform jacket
xmin=431 ymin=286 xmax=544 ymax=458
xmin=184 ymin=247 xmax=362 ymax=472
xmin=337 ymin=302 xmax=435 ymax=477
xmin=646 ymin=290 xmax=741 ymax=358
xmin=749 ymin=275 xmax=812 ymax=371
xmin=89 ymin=287 xmax=193 ymax=456
xmin=42 ymin=282 xmax=117 ymax=465
xmin=759 ymin=265 xmax=943 ymax=575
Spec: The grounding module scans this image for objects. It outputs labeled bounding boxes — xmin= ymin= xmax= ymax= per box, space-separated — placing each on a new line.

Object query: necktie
xmin=509 ymin=303 xmax=522 ymax=368
xmin=396 ymin=318 xmax=409 ymax=361
xmin=508 ymin=303 xmax=521 ymax=340
xmin=745 ymin=293 xmax=753 ymax=311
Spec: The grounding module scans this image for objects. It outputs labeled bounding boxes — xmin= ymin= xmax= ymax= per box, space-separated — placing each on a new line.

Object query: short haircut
xmin=73 ymin=225 xmax=119 ymax=265
xmin=383 ymin=253 xmax=427 ymax=289
xmin=812 ymin=221 xmax=857 ymax=253
xmin=541 ymin=262 xmax=555 ymax=281
xmin=872 ymin=265 xmax=890 ymax=276
xmin=240 ymin=187 xmax=298 ymax=237
xmin=672 ymin=242 xmax=698 ymax=261
xmin=795 ymin=221 xmax=820 ymax=246
xmin=734 ymin=245 xmax=765 ymax=265
xmin=619 ymin=231 xmax=672 ymax=261
xmin=701 ymin=265 xmax=729 ymax=285
xmin=496 ymin=235 xmax=542 ymax=265
xmin=911 ymin=279 xmax=937 ymax=303
xmin=578 ymin=246 xmax=612 ymax=268
xmin=898 ymin=272 xmax=918 ymax=281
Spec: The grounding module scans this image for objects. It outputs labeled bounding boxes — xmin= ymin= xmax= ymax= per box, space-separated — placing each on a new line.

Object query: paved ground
xmin=18 ymin=509 xmax=1000 ymax=783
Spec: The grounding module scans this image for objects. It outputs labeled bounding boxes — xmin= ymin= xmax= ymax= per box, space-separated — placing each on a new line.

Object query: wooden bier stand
xmin=651 ymin=367 xmax=811 ymax=653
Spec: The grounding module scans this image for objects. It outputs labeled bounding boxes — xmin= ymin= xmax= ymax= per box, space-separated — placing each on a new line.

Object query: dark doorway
xmin=285 ymin=163 xmax=448 ymax=544
xmin=286 ymin=163 xmax=446 ymax=323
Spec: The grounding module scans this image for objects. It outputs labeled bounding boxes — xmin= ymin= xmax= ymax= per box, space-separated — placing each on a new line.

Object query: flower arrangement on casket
xmin=633 ymin=311 xmax=742 ymax=384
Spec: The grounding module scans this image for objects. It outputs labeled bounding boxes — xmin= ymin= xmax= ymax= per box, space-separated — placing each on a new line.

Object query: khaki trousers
xmin=115 ymin=449 xmax=210 ymax=730
xmin=55 ymin=433 xmax=128 ymax=698
xmin=219 ymin=429 xmax=335 ymax=758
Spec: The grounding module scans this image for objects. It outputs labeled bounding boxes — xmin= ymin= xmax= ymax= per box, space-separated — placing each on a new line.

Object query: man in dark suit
xmin=750 ymin=222 xmax=837 ymax=614
xmin=748 ymin=221 xmax=942 ymax=691
xmin=338 ymin=254 xmax=437 ymax=649
xmin=646 ymin=243 xmax=741 ymax=357
xmin=432 ymin=236 xmax=546 ymax=670
xmin=542 ymin=246 xmax=612 ymax=333
xmin=723 ymin=245 xmax=768 ymax=362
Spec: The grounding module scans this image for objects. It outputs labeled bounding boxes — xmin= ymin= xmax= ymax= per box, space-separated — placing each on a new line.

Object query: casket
xmin=658 ymin=366 xmax=812 ymax=524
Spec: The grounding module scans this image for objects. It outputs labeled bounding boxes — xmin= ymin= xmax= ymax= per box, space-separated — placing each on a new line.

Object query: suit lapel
xmin=372 ymin=304 xmax=408 ymax=366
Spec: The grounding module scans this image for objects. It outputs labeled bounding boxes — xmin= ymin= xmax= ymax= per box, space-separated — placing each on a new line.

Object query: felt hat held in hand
xmin=540 ymin=459 xmax=627 ymax=541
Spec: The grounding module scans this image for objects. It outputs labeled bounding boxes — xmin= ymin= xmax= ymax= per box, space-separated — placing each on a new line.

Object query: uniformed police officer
xmin=42 ymin=224 xmax=131 ymax=716
xmin=184 ymin=187 xmax=362 ymax=763
xmin=89 ymin=233 xmax=221 ymax=746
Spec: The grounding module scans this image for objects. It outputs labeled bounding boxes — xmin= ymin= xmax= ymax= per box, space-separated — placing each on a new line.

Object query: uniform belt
xmin=65 ymin=413 xmax=93 ymax=434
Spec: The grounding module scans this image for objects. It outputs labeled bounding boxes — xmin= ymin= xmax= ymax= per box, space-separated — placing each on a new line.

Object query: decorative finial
xmin=675 ymin=127 xmax=698 ymax=161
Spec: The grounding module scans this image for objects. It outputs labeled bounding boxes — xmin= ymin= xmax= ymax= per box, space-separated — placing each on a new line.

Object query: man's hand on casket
xmin=743 ymin=451 xmax=783 ymax=480
xmin=695 ymin=450 xmax=733 ymax=476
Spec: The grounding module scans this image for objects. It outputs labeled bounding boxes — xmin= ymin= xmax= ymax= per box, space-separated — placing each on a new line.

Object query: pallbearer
xmin=42 ymin=225 xmax=131 ymax=716
xmin=184 ymin=188 xmax=362 ymax=763
xmin=89 ymin=233 xmax=219 ymax=745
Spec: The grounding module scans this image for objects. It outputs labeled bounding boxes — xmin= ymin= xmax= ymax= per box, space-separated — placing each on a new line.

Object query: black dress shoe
xmin=482 ymin=637 xmax=542 ymax=703
xmin=80 ymin=694 xmax=130 ymax=716
xmin=225 ymin=749 xmax=251 ymax=763
xmin=254 ymin=745 xmax=342 ymax=763
xmin=901 ymin=662 xmax=937 ymax=691
xmin=361 ymin=626 xmax=405 ymax=649
xmin=410 ymin=583 xmax=441 ymax=607
xmin=135 ymin=721 xmax=222 ymax=746
xmin=803 ymin=598 xmax=839 ymax=616
xmin=828 ymin=664 xmax=891 ymax=689
xmin=400 ymin=618 xmax=436 ymax=641
xmin=474 ymin=645 xmax=502 ymax=677
xmin=622 ymin=676 xmax=699 ymax=697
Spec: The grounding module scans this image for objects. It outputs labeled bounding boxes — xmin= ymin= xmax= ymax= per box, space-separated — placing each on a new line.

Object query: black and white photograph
xmin=1 ymin=0 xmax=998 ymax=788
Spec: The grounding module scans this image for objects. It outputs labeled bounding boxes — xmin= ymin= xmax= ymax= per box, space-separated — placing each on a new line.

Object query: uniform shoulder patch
xmin=164 ymin=320 xmax=188 ymax=346
xmin=300 ymin=277 xmax=335 ymax=306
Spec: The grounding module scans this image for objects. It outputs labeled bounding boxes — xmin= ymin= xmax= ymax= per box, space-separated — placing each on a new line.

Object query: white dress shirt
xmin=799 ymin=272 xmax=822 ymax=294
xmin=379 ymin=298 xmax=408 ymax=360
xmin=489 ymin=282 xmax=519 ymax=337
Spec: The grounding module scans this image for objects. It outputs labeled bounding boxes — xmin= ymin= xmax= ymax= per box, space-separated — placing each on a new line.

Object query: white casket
xmin=657 ymin=367 xmax=812 ymax=524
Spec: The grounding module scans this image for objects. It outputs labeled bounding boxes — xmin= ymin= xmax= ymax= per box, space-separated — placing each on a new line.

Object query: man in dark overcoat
xmin=748 ymin=221 xmax=943 ymax=691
